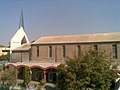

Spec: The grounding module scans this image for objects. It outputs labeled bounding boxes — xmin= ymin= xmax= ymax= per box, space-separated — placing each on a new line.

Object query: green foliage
xmin=7 ymin=68 xmax=16 ymax=85
xmin=37 ymin=84 xmax=42 ymax=90
xmin=40 ymin=79 xmax=46 ymax=86
xmin=57 ymin=49 xmax=117 ymax=90
xmin=0 ymin=52 xmax=10 ymax=61
xmin=1 ymin=70 xmax=9 ymax=84
xmin=1 ymin=68 xmax=16 ymax=85
xmin=23 ymin=66 xmax=31 ymax=88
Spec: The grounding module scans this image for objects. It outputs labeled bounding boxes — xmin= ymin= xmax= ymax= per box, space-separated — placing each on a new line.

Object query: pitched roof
xmin=11 ymin=27 xmax=29 ymax=43
xmin=13 ymin=43 xmax=31 ymax=51
xmin=32 ymin=32 xmax=120 ymax=45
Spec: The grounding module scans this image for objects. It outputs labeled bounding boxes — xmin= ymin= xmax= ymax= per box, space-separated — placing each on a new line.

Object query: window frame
xmin=63 ymin=45 xmax=66 ymax=58
xmin=49 ymin=46 xmax=52 ymax=58
xmin=77 ymin=45 xmax=81 ymax=56
xmin=112 ymin=44 xmax=118 ymax=59
xmin=94 ymin=45 xmax=98 ymax=51
xmin=36 ymin=46 xmax=39 ymax=57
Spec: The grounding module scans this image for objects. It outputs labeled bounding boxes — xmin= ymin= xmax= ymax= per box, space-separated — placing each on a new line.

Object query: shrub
xmin=40 ymin=79 xmax=46 ymax=87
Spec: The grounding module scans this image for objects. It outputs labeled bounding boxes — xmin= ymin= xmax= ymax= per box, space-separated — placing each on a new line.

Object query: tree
xmin=7 ymin=68 xmax=16 ymax=85
xmin=57 ymin=49 xmax=117 ymax=90
xmin=1 ymin=68 xmax=16 ymax=85
xmin=23 ymin=66 xmax=31 ymax=88
xmin=0 ymin=52 xmax=10 ymax=61
xmin=1 ymin=70 xmax=9 ymax=84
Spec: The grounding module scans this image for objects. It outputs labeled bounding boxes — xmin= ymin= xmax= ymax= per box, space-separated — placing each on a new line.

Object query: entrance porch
xmin=5 ymin=62 xmax=59 ymax=83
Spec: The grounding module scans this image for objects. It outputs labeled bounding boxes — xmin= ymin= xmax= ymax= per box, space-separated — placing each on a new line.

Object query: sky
xmin=0 ymin=0 xmax=120 ymax=46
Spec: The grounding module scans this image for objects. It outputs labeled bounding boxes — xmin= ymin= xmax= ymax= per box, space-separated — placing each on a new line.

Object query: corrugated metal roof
xmin=32 ymin=32 xmax=120 ymax=45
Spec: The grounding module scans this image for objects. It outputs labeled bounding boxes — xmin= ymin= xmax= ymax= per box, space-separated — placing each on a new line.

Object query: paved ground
xmin=17 ymin=80 xmax=60 ymax=90
xmin=44 ymin=83 xmax=60 ymax=90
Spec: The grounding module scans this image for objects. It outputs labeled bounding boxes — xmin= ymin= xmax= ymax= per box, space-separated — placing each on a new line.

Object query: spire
xmin=19 ymin=3 xmax=25 ymax=30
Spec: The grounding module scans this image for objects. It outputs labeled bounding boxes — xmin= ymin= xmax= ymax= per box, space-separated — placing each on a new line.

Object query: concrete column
xmin=44 ymin=70 xmax=46 ymax=81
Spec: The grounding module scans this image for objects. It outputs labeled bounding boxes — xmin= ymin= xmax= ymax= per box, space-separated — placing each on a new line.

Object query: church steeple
xmin=10 ymin=2 xmax=29 ymax=51
xmin=19 ymin=3 xmax=25 ymax=30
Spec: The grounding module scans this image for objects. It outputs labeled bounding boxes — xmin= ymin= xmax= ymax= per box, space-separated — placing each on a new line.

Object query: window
xmin=94 ymin=45 xmax=98 ymax=51
xmin=63 ymin=46 xmax=66 ymax=58
xmin=112 ymin=44 xmax=117 ymax=59
xmin=49 ymin=46 xmax=52 ymax=58
xmin=36 ymin=46 xmax=39 ymax=57
xmin=77 ymin=45 xmax=81 ymax=56
xmin=21 ymin=36 xmax=27 ymax=44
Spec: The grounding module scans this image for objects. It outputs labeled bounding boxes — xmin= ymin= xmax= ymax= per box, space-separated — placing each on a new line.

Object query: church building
xmin=6 ymin=4 xmax=120 ymax=83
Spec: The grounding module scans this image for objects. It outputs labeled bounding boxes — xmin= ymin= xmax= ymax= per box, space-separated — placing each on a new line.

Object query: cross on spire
xmin=21 ymin=3 xmax=23 ymax=6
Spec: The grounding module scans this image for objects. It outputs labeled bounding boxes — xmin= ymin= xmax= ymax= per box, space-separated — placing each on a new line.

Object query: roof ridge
xmin=38 ymin=32 xmax=120 ymax=38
